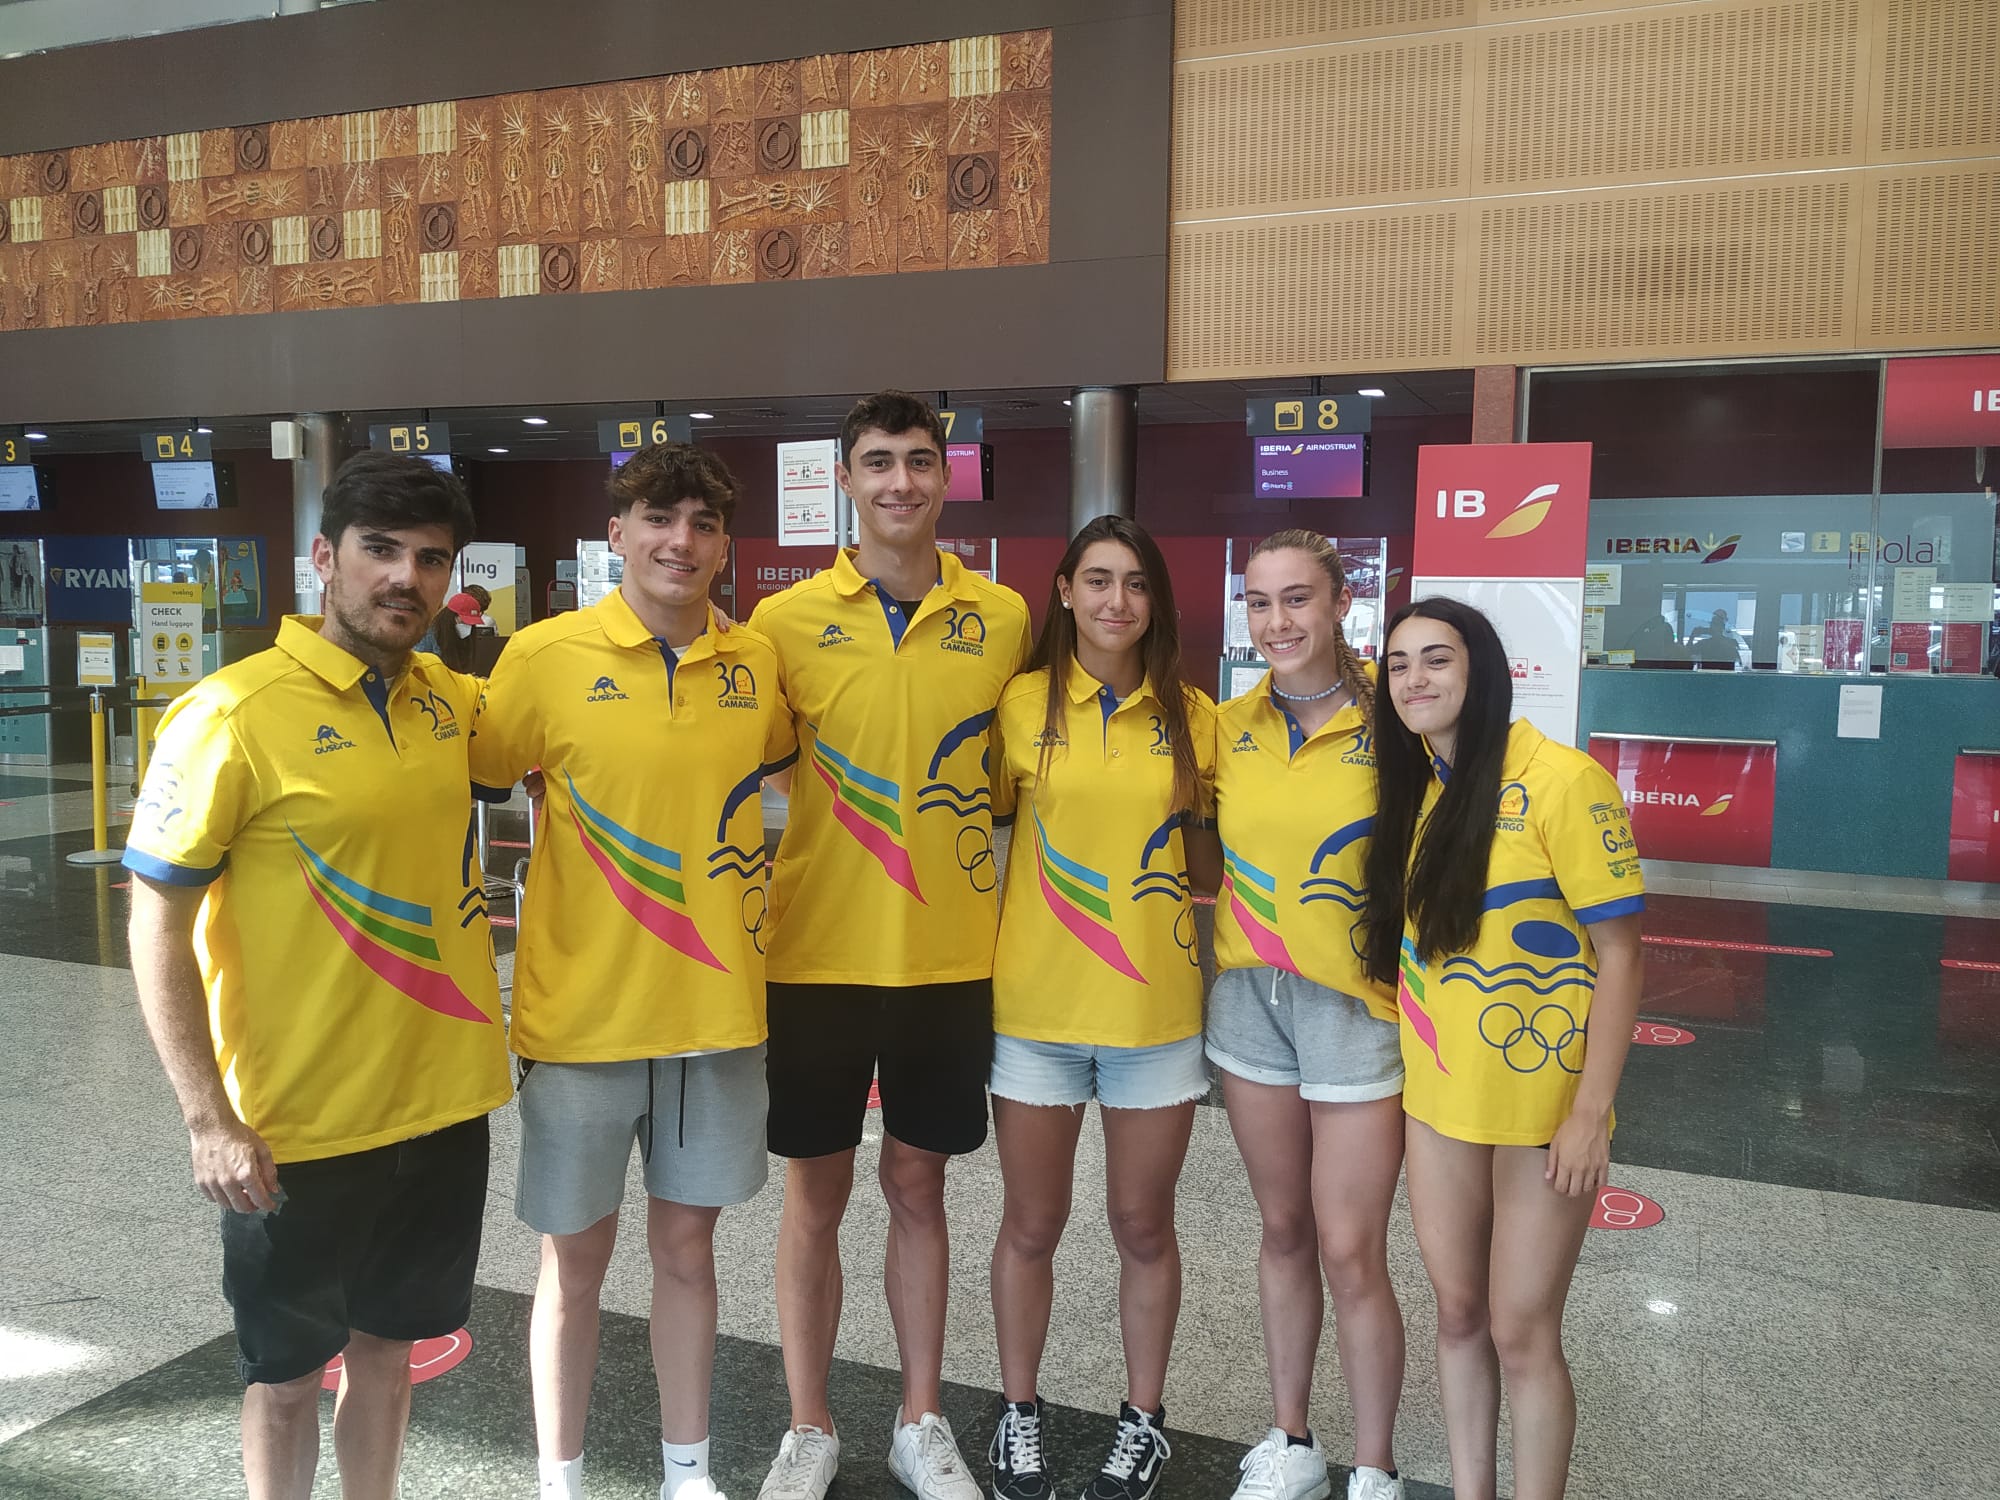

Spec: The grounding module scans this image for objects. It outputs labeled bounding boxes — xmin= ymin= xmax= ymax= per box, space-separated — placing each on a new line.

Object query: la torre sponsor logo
xmin=1434 ymin=481 xmax=1563 ymax=539
xmin=1602 ymin=533 xmax=1741 ymax=563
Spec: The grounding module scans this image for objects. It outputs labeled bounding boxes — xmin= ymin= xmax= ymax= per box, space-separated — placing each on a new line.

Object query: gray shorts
xmin=515 ymin=1048 xmax=769 ymax=1235
xmin=1204 ymin=967 xmax=1404 ymax=1103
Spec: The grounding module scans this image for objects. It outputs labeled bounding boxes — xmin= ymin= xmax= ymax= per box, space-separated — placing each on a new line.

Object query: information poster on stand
xmin=138 ymin=581 xmax=205 ymax=692
xmin=459 ymin=542 xmax=518 ymax=636
xmin=778 ymin=440 xmax=840 ymax=547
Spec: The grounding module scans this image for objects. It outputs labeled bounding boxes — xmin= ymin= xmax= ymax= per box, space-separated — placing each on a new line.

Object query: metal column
xmin=1068 ymin=386 xmax=1138 ymax=532
xmin=292 ymin=412 xmax=341 ymax=613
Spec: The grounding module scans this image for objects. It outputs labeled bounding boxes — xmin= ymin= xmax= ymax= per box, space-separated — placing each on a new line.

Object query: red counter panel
xmin=1589 ymin=737 xmax=1776 ymax=868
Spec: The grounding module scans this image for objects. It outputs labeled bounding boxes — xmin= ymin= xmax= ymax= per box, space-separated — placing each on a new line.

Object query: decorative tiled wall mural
xmin=0 ymin=30 xmax=1052 ymax=329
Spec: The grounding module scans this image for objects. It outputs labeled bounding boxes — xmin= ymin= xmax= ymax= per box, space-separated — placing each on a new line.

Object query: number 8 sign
xmin=1631 ymin=1021 xmax=1695 ymax=1046
xmin=1589 ymin=1188 xmax=1665 ymax=1231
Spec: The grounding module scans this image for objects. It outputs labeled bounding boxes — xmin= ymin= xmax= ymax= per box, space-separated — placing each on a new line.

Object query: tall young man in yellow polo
xmin=471 ymin=442 xmax=795 ymax=1500
xmin=749 ymin=391 xmax=1031 ymax=1500
xmin=125 ymin=453 xmax=511 ymax=1500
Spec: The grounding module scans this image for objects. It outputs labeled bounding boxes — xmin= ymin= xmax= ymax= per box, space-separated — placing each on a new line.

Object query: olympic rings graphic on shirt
xmin=957 ymin=826 xmax=997 ymax=893
xmin=741 ymin=886 xmax=768 ymax=954
xmin=1477 ymin=1000 xmax=1586 ymax=1075
xmin=1172 ymin=905 xmax=1199 ymax=964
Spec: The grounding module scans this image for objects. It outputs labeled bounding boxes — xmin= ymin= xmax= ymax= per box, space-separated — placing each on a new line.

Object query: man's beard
xmin=326 ymin=577 xmax=429 ymax=656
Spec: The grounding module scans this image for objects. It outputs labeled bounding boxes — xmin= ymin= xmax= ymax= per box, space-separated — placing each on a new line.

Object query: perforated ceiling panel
xmin=1170 ymin=213 xmax=1457 ymax=375
xmin=1863 ymin=165 xmax=2000 ymax=345
xmin=1174 ymin=0 xmax=1471 ymax=56
xmin=1876 ymin=0 xmax=2000 ymax=157
xmin=1175 ymin=41 xmax=1465 ymax=215
xmin=1481 ymin=0 xmax=1861 ymax=188
xmin=1473 ymin=181 xmax=1853 ymax=361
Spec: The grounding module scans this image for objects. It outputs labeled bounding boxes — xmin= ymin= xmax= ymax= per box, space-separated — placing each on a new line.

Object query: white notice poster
xmin=778 ymin=439 xmax=840 ymax=547
xmin=1411 ymin=577 xmax=1585 ymax=745
xmin=1583 ymin=564 xmax=1622 ymax=605
xmin=1836 ymin=684 xmax=1882 ymax=740
xmin=1891 ymin=566 xmax=1937 ymax=621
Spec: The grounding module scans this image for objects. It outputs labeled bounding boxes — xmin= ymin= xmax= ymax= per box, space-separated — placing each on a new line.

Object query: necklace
xmin=1271 ymin=680 xmax=1346 ymax=703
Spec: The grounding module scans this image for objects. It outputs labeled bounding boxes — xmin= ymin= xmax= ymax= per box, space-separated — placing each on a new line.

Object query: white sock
xmin=662 ymin=1436 xmax=711 ymax=1500
xmin=539 ymin=1454 xmax=584 ymax=1500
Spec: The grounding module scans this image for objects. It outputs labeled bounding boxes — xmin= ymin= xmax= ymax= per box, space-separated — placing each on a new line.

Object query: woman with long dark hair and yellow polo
xmin=1361 ymin=597 xmax=1644 ymax=1500
xmin=986 ymin=516 xmax=1219 ymax=1500
xmin=1209 ymin=530 xmax=1406 ymax=1500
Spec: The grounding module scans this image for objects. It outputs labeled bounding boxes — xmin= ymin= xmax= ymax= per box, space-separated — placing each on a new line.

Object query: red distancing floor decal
xmin=1590 ymin=1188 xmax=1665 ymax=1231
xmin=1942 ymin=958 xmax=2000 ymax=974
xmin=322 ymin=1329 xmax=472 ymax=1392
xmin=865 ymin=1080 xmax=882 ymax=1110
xmin=1632 ymin=1021 xmax=1696 ymax=1046
xmin=1641 ymin=935 xmax=1832 ymax=958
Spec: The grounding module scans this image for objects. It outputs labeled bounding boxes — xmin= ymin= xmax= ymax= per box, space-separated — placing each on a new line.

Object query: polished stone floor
xmin=1 ymin=767 xmax=1996 ymax=1498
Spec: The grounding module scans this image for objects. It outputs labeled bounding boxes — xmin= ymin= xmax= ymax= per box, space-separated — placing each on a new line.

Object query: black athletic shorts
xmin=220 ymin=1113 xmax=490 ymax=1385
xmin=765 ymin=980 xmax=994 ymax=1159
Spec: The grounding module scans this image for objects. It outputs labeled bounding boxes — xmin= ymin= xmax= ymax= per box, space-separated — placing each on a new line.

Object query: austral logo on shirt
xmin=817 ymin=624 xmax=855 ymax=648
xmin=586 ymin=675 xmax=630 ymax=703
xmin=714 ymin=662 xmax=759 ymax=710
xmin=939 ymin=607 xmax=986 ymax=656
xmin=1230 ymin=731 xmax=1259 ymax=754
xmin=312 ymin=723 xmax=357 ymax=755
xmin=413 ymin=691 xmax=461 ymax=741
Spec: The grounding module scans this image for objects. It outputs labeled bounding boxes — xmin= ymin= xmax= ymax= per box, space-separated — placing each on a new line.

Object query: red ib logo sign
xmin=1412 ymin=442 xmax=1594 ymax=580
xmin=1590 ymin=1188 xmax=1665 ymax=1230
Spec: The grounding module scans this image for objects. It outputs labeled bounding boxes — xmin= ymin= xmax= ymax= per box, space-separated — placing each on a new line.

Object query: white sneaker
xmin=1345 ymin=1468 xmax=1403 ymax=1500
xmin=888 ymin=1411 xmax=982 ymax=1500
xmin=1231 ymin=1428 xmax=1331 ymax=1500
xmin=758 ymin=1425 xmax=840 ymax=1500
xmin=671 ymin=1478 xmax=730 ymax=1500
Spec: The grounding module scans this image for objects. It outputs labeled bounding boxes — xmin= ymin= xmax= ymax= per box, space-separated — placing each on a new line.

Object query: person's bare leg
xmin=776 ymin=1151 xmax=856 ymax=1430
xmin=241 ymin=1367 xmax=325 ymax=1500
xmin=649 ymin=1198 xmax=724 ymax=1443
xmin=1404 ymin=1118 xmax=1500 ymax=1500
xmin=530 ymin=1213 xmax=620 ymax=1462
xmin=330 ymin=1331 xmax=415 ymax=1500
xmin=991 ymin=1100 xmax=1085 ymax=1403
xmin=879 ymin=1134 xmax=951 ymax=1421
xmin=1306 ymin=1097 xmax=1406 ymax=1474
xmin=1219 ymin=1071 xmax=1318 ymax=1436
xmin=1487 ymin=1146 xmax=1593 ymax=1500
xmin=1100 ymin=1100 xmax=1196 ymax=1413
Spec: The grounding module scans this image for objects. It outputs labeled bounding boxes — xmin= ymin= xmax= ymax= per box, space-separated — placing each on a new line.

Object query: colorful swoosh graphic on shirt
xmin=810 ymin=731 xmax=925 ymax=903
xmin=291 ymin=829 xmax=489 ymax=1024
xmin=1220 ymin=841 xmax=1299 ymax=974
xmin=1032 ymin=806 xmax=1146 ymax=983
xmin=566 ymin=773 xmax=728 ymax=971
xmin=1399 ymin=936 xmax=1450 ymax=1074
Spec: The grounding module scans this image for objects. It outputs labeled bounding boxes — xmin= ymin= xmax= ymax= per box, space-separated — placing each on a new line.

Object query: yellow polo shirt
xmin=991 ymin=667 xmax=1218 ymax=1046
xmin=749 ymin=548 xmax=1031 ymax=985
xmin=1212 ymin=670 xmax=1395 ymax=1019
xmin=470 ymin=591 xmax=796 ymax=1061
xmin=123 ymin=617 xmax=511 ymax=1164
xmin=1397 ymin=718 xmax=1646 ymax=1146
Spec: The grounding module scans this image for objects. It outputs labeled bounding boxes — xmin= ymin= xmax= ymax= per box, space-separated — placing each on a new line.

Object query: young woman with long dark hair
xmin=1360 ymin=597 xmax=1645 ymax=1500
xmin=1208 ymin=530 xmax=1406 ymax=1500
xmin=986 ymin=516 xmax=1220 ymax=1500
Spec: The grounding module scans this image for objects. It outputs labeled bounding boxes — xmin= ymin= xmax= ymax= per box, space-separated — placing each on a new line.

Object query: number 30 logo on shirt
xmin=939 ymin=608 xmax=986 ymax=656
xmin=714 ymin=662 xmax=758 ymax=710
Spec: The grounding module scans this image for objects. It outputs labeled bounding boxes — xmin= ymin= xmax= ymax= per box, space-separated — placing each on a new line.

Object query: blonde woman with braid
xmin=1209 ymin=531 xmax=1406 ymax=1500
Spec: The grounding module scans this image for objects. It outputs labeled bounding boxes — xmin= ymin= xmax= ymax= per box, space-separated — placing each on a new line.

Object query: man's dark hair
xmin=607 ymin=441 xmax=738 ymax=526
xmin=320 ymin=451 xmax=475 ymax=553
xmin=840 ymin=390 xmax=948 ymax=470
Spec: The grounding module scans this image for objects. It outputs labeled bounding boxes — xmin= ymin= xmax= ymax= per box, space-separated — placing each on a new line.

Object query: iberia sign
xmin=1413 ymin=442 xmax=1592 ymax=579
xmin=1882 ymin=355 xmax=2000 ymax=449
xmin=1588 ymin=736 xmax=1775 ymax=868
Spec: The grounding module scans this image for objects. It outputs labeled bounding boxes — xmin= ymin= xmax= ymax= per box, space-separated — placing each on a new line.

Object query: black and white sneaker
xmin=989 ymin=1399 xmax=1054 ymax=1500
xmin=1081 ymin=1404 xmax=1172 ymax=1500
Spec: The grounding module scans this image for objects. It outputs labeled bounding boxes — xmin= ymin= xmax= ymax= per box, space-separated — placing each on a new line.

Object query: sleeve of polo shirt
xmin=468 ymin=642 xmax=542 ymax=795
xmin=761 ymin=656 xmax=799 ymax=774
xmin=988 ymin=688 xmax=1020 ymax=826
xmin=121 ymin=692 xmax=258 ymax=888
xmin=1187 ymin=688 xmax=1220 ymax=827
xmin=1543 ymin=758 xmax=1646 ymax=926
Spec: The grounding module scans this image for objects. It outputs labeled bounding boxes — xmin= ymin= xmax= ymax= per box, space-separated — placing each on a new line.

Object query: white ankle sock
xmin=539 ymin=1454 xmax=584 ymax=1500
xmin=662 ymin=1436 xmax=711 ymax=1500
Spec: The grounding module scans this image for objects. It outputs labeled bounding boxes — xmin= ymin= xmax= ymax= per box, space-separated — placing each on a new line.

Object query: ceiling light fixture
xmin=521 ymin=416 xmax=549 ymax=426
xmin=24 ymin=431 xmax=48 ymax=441
xmin=488 ymin=447 xmax=509 ymax=454
xmin=1358 ymin=388 xmax=1387 ymax=399
xmin=1062 ymin=398 xmax=1072 ymax=406
xmin=689 ymin=411 xmax=715 ymax=421
xmin=196 ymin=426 xmax=213 ymax=434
